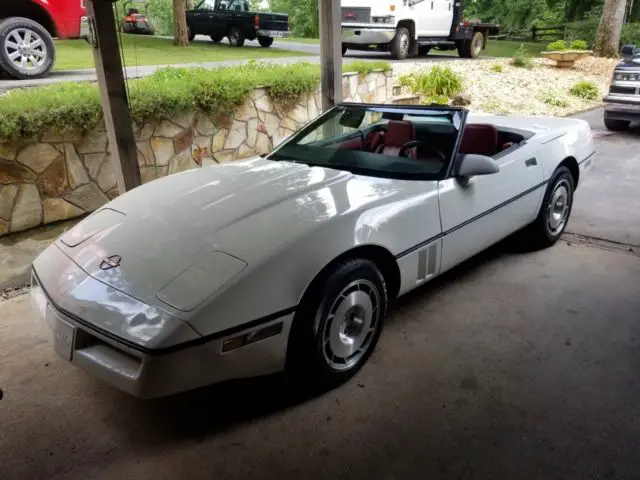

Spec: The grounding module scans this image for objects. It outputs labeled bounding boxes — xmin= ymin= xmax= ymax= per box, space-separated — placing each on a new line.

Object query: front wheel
xmin=258 ymin=35 xmax=273 ymax=47
xmin=286 ymin=258 xmax=388 ymax=390
xmin=523 ymin=166 xmax=575 ymax=250
xmin=604 ymin=117 xmax=630 ymax=131
xmin=0 ymin=17 xmax=56 ymax=80
xmin=228 ymin=27 xmax=245 ymax=47
xmin=390 ymin=27 xmax=410 ymax=60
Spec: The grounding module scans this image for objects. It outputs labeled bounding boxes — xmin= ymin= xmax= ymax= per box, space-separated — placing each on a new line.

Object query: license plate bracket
xmin=46 ymin=308 xmax=76 ymax=361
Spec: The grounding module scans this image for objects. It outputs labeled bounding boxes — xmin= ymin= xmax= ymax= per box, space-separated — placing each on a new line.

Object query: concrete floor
xmin=1 ymin=241 xmax=639 ymax=480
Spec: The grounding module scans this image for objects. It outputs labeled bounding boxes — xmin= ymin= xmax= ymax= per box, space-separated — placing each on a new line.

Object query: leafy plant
xmin=0 ymin=61 xmax=389 ymax=140
xmin=569 ymin=81 xmax=599 ymax=100
xmin=511 ymin=44 xmax=533 ymax=68
xmin=539 ymin=92 xmax=569 ymax=107
xmin=490 ymin=63 xmax=503 ymax=73
xmin=343 ymin=61 xmax=393 ymax=77
xmin=422 ymin=95 xmax=450 ymax=106
xmin=145 ymin=0 xmax=174 ymax=36
xmin=570 ymin=39 xmax=588 ymax=50
xmin=399 ymin=66 xmax=463 ymax=98
xmin=548 ymin=40 xmax=568 ymax=51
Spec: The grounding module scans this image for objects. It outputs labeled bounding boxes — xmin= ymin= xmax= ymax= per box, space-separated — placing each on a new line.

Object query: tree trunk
xmin=173 ymin=0 xmax=189 ymax=46
xmin=595 ymin=0 xmax=628 ymax=57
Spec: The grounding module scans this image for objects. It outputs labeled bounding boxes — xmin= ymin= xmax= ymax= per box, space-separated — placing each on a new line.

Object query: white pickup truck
xmin=340 ymin=0 xmax=500 ymax=60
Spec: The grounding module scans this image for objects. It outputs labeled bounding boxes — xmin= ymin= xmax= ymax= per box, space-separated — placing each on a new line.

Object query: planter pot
xmin=541 ymin=50 xmax=593 ymax=68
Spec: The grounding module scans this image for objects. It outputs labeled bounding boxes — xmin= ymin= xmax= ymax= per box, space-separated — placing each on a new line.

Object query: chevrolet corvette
xmin=30 ymin=104 xmax=595 ymax=398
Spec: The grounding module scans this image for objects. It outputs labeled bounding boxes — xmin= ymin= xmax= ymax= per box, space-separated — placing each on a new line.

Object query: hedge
xmin=0 ymin=60 xmax=391 ymax=141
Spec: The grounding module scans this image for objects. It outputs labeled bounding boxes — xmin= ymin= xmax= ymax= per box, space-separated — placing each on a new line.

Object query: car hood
xmin=55 ymin=158 xmax=363 ymax=314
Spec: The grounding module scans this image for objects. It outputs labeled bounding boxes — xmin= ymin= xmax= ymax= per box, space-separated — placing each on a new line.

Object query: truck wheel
xmin=390 ymin=27 xmax=410 ymax=60
xmin=187 ymin=27 xmax=196 ymax=42
xmin=210 ymin=33 xmax=223 ymax=43
xmin=0 ymin=17 xmax=55 ymax=80
xmin=604 ymin=117 xmax=630 ymax=131
xmin=228 ymin=27 xmax=245 ymax=47
xmin=457 ymin=31 xmax=484 ymax=59
xmin=258 ymin=36 xmax=274 ymax=47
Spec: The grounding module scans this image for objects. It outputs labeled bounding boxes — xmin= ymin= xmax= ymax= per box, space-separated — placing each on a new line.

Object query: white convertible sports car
xmin=30 ymin=104 xmax=594 ymax=398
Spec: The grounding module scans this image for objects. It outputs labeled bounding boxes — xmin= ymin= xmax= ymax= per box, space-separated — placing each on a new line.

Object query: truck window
xmin=217 ymin=0 xmax=249 ymax=11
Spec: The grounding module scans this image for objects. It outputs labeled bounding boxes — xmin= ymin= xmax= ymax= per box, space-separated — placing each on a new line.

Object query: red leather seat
xmin=459 ymin=124 xmax=499 ymax=157
xmin=366 ymin=131 xmax=385 ymax=152
xmin=376 ymin=120 xmax=416 ymax=157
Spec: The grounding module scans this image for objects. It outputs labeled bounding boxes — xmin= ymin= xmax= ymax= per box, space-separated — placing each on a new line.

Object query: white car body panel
xmin=30 ymin=106 xmax=595 ymax=398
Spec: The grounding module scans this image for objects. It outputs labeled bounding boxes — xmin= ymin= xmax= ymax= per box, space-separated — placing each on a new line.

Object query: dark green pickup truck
xmin=186 ymin=0 xmax=291 ymax=47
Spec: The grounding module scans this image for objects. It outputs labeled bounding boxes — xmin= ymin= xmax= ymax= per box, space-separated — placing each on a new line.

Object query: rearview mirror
xmin=339 ymin=109 xmax=365 ymax=129
xmin=456 ymin=153 xmax=499 ymax=178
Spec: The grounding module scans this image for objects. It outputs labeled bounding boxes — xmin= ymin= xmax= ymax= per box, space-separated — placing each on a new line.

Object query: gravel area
xmin=393 ymin=56 xmax=619 ymax=117
xmin=0 ymin=284 xmax=30 ymax=302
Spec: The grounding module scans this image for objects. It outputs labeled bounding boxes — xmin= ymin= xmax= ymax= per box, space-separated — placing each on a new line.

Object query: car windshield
xmin=268 ymin=104 xmax=466 ymax=181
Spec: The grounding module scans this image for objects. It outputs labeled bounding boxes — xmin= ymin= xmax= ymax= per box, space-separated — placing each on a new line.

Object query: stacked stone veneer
xmin=0 ymin=70 xmax=393 ymax=237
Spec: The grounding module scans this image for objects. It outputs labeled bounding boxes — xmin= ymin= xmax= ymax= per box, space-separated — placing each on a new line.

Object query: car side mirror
xmin=456 ymin=153 xmax=499 ymax=179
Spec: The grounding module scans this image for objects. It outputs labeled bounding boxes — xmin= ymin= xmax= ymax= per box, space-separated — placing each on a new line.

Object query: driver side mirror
xmin=456 ymin=153 xmax=499 ymax=179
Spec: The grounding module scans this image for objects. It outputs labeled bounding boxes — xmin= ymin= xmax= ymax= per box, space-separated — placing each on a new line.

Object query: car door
xmin=437 ymin=123 xmax=546 ymax=273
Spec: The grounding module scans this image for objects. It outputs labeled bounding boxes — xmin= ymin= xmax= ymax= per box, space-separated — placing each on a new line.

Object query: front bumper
xmin=257 ymin=29 xmax=291 ymax=38
xmin=30 ymin=246 xmax=294 ymax=399
xmin=341 ymin=25 xmax=396 ymax=45
xmin=603 ymin=94 xmax=640 ymax=121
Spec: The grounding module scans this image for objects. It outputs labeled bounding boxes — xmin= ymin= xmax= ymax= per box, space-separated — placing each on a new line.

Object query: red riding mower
xmin=121 ymin=1 xmax=155 ymax=35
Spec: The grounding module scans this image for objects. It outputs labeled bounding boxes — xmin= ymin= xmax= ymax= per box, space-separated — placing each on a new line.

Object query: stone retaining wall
xmin=0 ymin=70 xmax=393 ymax=237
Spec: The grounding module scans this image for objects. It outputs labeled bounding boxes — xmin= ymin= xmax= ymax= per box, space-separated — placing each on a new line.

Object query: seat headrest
xmin=459 ymin=123 xmax=499 ymax=157
xmin=385 ymin=120 xmax=415 ymax=147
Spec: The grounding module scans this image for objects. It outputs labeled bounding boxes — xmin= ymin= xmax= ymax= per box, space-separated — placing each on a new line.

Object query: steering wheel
xmin=398 ymin=141 xmax=447 ymax=161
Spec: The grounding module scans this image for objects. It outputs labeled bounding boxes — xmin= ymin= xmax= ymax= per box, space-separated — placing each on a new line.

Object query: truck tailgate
xmin=258 ymin=13 xmax=288 ymax=31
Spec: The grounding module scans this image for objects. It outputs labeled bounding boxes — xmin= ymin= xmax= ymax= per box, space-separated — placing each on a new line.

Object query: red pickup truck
xmin=0 ymin=0 xmax=88 ymax=79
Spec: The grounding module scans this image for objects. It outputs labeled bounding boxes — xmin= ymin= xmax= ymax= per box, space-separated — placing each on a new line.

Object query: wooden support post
xmin=319 ymin=0 xmax=343 ymax=111
xmin=86 ymin=0 xmax=141 ymax=193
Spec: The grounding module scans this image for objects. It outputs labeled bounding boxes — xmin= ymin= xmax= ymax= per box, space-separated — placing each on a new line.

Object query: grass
xmin=0 ymin=60 xmax=390 ymax=140
xmin=53 ymin=34 xmax=312 ymax=71
xmin=277 ymin=37 xmax=321 ymax=44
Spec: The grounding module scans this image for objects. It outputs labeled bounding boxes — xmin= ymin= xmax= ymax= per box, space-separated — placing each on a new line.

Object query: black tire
xmin=523 ymin=166 xmax=575 ymax=250
xmin=228 ymin=27 xmax=245 ymax=47
xmin=418 ymin=45 xmax=431 ymax=56
xmin=0 ymin=17 xmax=55 ymax=80
xmin=390 ymin=27 xmax=410 ymax=60
xmin=187 ymin=27 xmax=196 ymax=42
xmin=457 ymin=31 xmax=484 ymax=59
xmin=604 ymin=117 xmax=630 ymax=131
xmin=258 ymin=35 xmax=274 ymax=47
xmin=210 ymin=33 xmax=223 ymax=43
xmin=286 ymin=258 xmax=388 ymax=390
xmin=342 ymin=44 xmax=347 ymax=56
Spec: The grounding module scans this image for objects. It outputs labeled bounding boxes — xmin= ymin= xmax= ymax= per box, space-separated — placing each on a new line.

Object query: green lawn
xmin=278 ymin=36 xmax=321 ymax=44
xmin=53 ymin=34 xmax=312 ymax=71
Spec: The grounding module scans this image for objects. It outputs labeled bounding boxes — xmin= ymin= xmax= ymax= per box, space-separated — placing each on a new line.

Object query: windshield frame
xmin=266 ymin=103 xmax=469 ymax=181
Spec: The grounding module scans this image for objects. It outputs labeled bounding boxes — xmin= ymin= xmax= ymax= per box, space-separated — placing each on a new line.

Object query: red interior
xmin=459 ymin=124 xmax=499 ymax=156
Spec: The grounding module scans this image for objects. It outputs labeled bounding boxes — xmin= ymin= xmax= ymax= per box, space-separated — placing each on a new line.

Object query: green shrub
xmin=146 ymin=0 xmax=174 ymax=36
xmin=511 ymin=45 xmax=533 ymax=68
xmin=539 ymin=92 xmax=569 ymax=107
xmin=569 ymin=81 xmax=599 ymax=100
xmin=343 ymin=61 xmax=392 ymax=76
xmin=422 ymin=95 xmax=450 ymax=106
xmin=547 ymin=40 xmax=568 ymax=51
xmin=570 ymin=39 xmax=588 ymax=50
xmin=0 ymin=61 xmax=391 ymax=140
xmin=621 ymin=23 xmax=640 ymax=48
xmin=399 ymin=66 xmax=463 ymax=98
xmin=490 ymin=63 xmax=503 ymax=73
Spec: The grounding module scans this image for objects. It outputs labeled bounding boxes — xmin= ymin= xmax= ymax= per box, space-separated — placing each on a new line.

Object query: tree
xmin=173 ymin=0 xmax=189 ymax=46
xmin=595 ymin=0 xmax=628 ymax=56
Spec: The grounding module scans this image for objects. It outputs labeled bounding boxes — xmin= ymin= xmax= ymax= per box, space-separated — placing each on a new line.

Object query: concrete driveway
xmin=0 ymin=109 xmax=639 ymax=480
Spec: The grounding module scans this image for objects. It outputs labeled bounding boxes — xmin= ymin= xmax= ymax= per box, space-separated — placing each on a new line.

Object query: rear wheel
xmin=523 ymin=166 xmax=574 ymax=250
xmin=258 ymin=35 xmax=273 ymax=47
xmin=390 ymin=27 xmax=410 ymax=60
xmin=228 ymin=27 xmax=245 ymax=47
xmin=604 ymin=117 xmax=630 ymax=131
xmin=457 ymin=31 xmax=484 ymax=59
xmin=287 ymin=258 xmax=388 ymax=390
xmin=0 ymin=17 xmax=55 ymax=80
xmin=210 ymin=32 xmax=223 ymax=43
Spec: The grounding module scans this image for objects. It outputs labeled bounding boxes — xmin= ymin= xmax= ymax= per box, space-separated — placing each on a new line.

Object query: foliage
xmin=490 ymin=63 xmax=504 ymax=72
xmin=421 ymin=95 xmax=451 ymax=106
xmin=538 ymin=91 xmax=569 ymax=106
xmin=399 ymin=66 xmax=463 ymax=99
xmin=548 ymin=40 xmax=569 ymax=50
xmin=146 ymin=0 xmax=174 ymax=36
xmin=511 ymin=45 xmax=533 ymax=67
xmin=569 ymin=80 xmax=599 ymax=99
xmin=344 ymin=61 xmax=393 ymax=76
xmin=621 ymin=23 xmax=640 ymax=47
xmin=271 ymin=0 xmax=319 ymax=38
xmin=570 ymin=39 xmax=589 ymax=49
xmin=0 ymin=61 xmax=388 ymax=140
